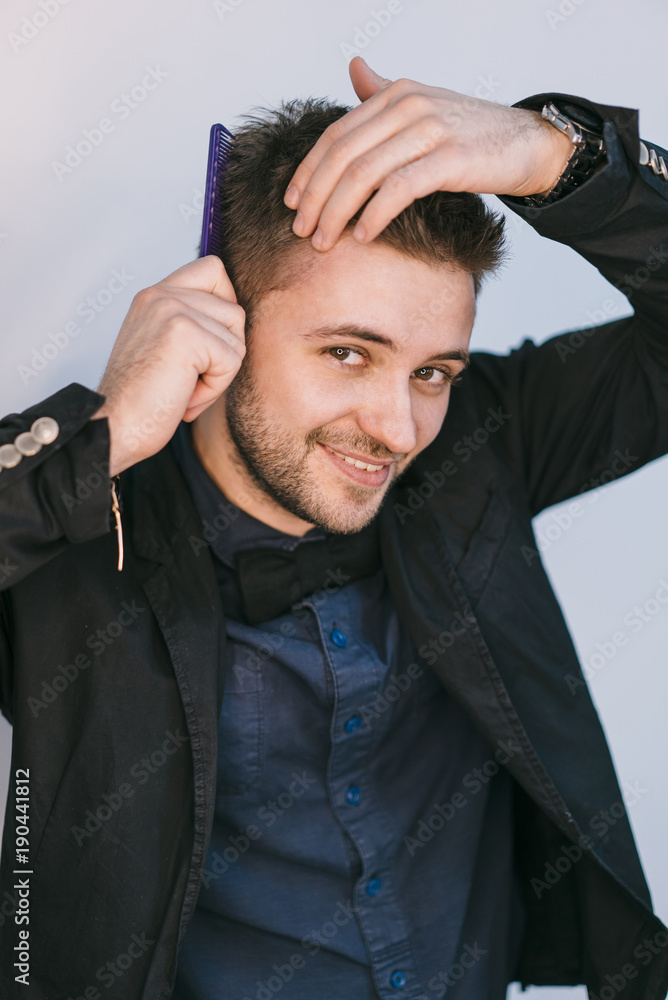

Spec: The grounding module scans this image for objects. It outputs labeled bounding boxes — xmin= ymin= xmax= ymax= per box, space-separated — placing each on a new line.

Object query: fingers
xmin=183 ymin=364 xmax=236 ymax=418
xmin=301 ymin=118 xmax=450 ymax=250
xmin=155 ymin=254 xmax=238 ymax=303
xmin=348 ymin=56 xmax=393 ymax=103
xmin=181 ymin=317 xmax=247 ymax=420
xmin=182 ymin=399 xmax=214 ymax=422
xmin=284 ymin=79 xmax=488 ymax=252
xmin=346 ymin=149 xmax=457 ymax=244
xmin=283 ymin=79 xmax=410 ymax=209
xmin=291 ymin=100 xmax=427 ymax=239
xmin=171 ymin=300 xmax=247 ymax=365
xmin=157 ymin=287 xmax=246 ymax=341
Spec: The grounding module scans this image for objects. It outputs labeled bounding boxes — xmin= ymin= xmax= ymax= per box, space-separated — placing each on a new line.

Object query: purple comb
xmin=200 ymin=123 xmax=234 ymax=259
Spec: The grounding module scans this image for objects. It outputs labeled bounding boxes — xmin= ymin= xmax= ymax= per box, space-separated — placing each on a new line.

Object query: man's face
xmin=224 ymin=233 xmax=476 ymax=534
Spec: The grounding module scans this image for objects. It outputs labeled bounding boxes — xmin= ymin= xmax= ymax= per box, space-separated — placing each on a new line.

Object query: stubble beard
xmin=223 ymin=353 xmax=399 ymax=534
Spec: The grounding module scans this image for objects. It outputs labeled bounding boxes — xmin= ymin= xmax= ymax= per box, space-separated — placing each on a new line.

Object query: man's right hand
xmin=92 ymin=256 xmax=246 ymax=476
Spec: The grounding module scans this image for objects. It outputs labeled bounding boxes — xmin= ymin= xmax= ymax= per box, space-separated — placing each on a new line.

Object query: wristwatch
xmin=522 ymin=101 xmax=607 ymax=207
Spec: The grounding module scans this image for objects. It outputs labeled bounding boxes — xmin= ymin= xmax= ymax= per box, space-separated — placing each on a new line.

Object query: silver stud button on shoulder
xmin=639 ymin=140 xmax=668 ymax=181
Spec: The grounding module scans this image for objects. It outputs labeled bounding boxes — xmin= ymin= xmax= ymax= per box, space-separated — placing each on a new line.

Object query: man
xmin=0 ymin=55 xmax=667 ymax=999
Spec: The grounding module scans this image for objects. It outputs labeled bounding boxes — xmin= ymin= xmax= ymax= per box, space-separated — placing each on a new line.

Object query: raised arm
xmin=282 ymin=60 xmax=668 ymax=514
xmin=0 ymin=257 xmax=246 ymax=719
xmin=473 ymin=90 xmax=668 ymax=513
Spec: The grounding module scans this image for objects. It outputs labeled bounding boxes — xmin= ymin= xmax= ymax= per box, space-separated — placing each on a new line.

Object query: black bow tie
xmin=234 ymin=518 xmax=381 ymax=625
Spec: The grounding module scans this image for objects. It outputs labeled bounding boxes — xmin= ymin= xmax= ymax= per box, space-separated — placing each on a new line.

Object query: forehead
xmin=255 ymin=233 xmax=476 ymax=350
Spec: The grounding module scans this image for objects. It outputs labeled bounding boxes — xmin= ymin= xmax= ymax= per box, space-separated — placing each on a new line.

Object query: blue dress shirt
xmin=170 ymin=421 xmax=525 ymax=1000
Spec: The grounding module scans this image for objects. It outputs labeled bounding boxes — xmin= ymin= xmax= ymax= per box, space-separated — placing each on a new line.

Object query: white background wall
xmin=1 ymin=1 xmax=667 ymax=996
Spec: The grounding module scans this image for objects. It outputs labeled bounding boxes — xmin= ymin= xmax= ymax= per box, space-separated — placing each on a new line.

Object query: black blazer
xmin=1 ymin=92 xmax=667 ymax=1000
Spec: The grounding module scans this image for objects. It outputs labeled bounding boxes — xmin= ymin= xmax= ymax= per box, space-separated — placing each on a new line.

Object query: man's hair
xmin=216 ymin=97 xmax=508 ymax=331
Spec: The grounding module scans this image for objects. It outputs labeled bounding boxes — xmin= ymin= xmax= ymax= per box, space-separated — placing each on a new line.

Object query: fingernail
xmin=293 ymin=210 xmax=304 ymax=235
xmin=312 ymin=228 xmax=324 ymax=250
xmin=284 ymin=184 xmax=299 ymax=208
xmin=353 ymin=223 xmax=366 ymax=241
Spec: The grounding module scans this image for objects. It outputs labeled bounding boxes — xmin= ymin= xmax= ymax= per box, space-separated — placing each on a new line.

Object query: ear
xmin=349 ymin=56 xmax=393 ymax=103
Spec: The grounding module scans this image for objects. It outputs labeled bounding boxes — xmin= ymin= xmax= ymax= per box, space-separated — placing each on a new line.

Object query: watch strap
xmin=517 ymin=100 xmax=607 ymax=207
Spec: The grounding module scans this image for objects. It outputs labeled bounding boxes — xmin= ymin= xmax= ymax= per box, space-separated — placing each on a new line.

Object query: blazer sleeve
xmin=0 ymin=382 xmax=114 ymax=591
xmin=469 ymin=91 xmax=668 ymax=517
xmin=0 ymin=383 xmax=113 ymax=720
xmin=0 ymin=591 xmax=13 ymax=726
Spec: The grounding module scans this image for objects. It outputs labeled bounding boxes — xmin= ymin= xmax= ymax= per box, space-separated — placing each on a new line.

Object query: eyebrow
xmin=302 ymin=324 xmax=470 ymax=367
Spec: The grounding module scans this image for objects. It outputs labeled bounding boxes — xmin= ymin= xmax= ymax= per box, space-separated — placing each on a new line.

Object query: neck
xmin=190 ymin=396 xmax=315 ymax=537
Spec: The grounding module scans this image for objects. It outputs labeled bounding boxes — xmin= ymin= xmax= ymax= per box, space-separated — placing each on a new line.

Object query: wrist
xmin=530 ymin=119 xmax=577 ymax=197
xmin=514 ymin=100 xmax=607 ymax=206
xmin=91 ymin=406 xmax=132 ymax=477
xmin=512 ymin=110 xmax=575 ymax=198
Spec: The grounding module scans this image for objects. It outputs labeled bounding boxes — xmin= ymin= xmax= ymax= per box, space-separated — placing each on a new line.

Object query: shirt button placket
xmin=318 ymin=607 xmax=424 ymax=999
xmin=323 ymin=621 xmax=373 ymax=834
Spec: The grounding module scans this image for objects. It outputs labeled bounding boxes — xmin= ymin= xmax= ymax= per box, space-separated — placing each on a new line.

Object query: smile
xmin=325 ymin=446 xmax=386 ymax=472
xmin=318 ymin=443 xmax=394 ymax=488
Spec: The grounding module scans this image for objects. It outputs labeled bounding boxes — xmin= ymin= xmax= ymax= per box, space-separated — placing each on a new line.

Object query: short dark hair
xmin=215 ymin=96 xmax=508 ymax=332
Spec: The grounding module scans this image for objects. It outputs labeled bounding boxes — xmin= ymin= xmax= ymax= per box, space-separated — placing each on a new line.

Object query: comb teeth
xmin=200 ymin=123 xmax=234 ymax=260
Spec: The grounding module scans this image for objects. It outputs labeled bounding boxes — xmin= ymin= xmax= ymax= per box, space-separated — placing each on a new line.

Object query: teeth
xmin=327 ymin=447 xmax=385 ymax=472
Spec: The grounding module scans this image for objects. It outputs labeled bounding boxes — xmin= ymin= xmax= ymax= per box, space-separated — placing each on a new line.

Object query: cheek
xmin=414 ymin=388 xmax=452 ymax=451
xmin=252 ymin=353 xmax=344 ymax=429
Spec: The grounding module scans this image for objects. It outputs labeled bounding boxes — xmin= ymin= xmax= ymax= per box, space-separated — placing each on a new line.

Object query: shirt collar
xmin=169 ymin=420 xmax=327 ymax=569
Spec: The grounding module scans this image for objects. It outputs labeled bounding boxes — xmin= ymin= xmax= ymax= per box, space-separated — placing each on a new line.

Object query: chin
xmin=310 ymin=491 xmax=387 ymax=535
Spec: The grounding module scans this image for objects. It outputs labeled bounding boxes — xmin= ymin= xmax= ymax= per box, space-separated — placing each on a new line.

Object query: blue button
xmin=344 ymin=715 xmax=362 ymax=734
xmin=390 ymin=970 xmax=407 ymax=989
xmin=366 ymin=877 xmax=382 ymax=896
xmin=331 ymin=628 xmax=347 ymax=648
xmin=345 ymin=785 xmax=361 ymax=805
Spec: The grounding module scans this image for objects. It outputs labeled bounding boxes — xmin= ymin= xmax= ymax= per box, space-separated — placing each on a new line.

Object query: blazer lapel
xmin=126 ymin=443 xmax=228 ymax=873
xmin=378 ymin=496 xmax=580 ymax=843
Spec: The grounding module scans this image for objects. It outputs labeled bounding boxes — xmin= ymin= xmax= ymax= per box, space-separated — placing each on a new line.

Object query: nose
xmin=353 ymin=379 xmax=418 ymax=459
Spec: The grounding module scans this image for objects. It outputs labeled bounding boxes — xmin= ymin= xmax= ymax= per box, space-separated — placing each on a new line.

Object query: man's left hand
xmin=284 ymin=56 xmax=573 ymax=251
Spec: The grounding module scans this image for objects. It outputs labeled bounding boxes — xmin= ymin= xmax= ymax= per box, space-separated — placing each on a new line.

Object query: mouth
xmin=317 ymin=442 xmax=394 ymax=487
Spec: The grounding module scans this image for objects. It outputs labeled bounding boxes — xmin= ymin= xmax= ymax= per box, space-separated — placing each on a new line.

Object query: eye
xmin=326 ymin=346 xmax=366 ymax=367
xmin=412 ymin=366 xmax=461 ymax=386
